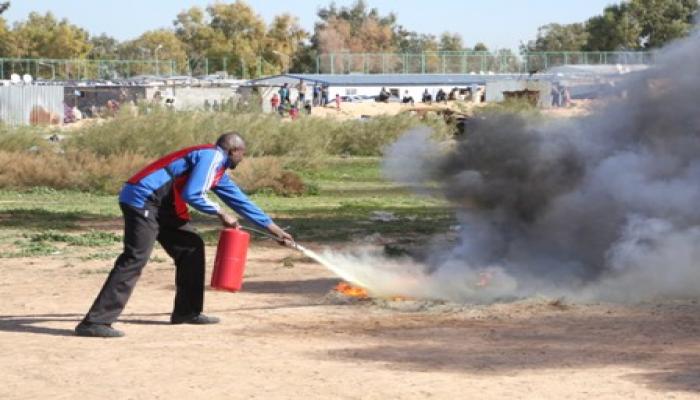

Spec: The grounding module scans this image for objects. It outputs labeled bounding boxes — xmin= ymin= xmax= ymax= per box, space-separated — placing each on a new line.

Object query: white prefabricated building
xmin=245 ymin=73 xmax=554 ymax=112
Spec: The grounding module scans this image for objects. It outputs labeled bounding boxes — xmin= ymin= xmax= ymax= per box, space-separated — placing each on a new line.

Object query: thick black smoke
xmin=377 ymin=30 xmax=700 ymax=301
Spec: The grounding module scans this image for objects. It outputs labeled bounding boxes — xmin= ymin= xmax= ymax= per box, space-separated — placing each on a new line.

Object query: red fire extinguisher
xmin=211 ymin=228 xmax=250 ymax=292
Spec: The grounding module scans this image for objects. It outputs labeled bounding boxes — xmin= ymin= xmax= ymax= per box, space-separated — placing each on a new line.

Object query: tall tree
xmin=394 ymin=25 xmax=438 ymax=53
xmin=174 ymin=2 xmax=311 ymax=76
xmin=0 ymin=16 xmax=13 ymax=57
xmin=439 ymin=32 xmax=464 ymax=51
xmin=89 ymin=34 xmax=120 ymax=59
xmin=314 ymin=0 xmax=397 ymax=53
xmin=207 ymin=0 xmax=266 ymax=75
xmin=585 ymin=3 xmax=642 ymax=50
xmin=173 ymin=6 xmax=223 ymax=73
xmin=289 ymin=42 xmax=317 ymax=73
xmin=631 ymin=0 xmax=699 ymax=48
xmin=525 ymin=23 xmax=589 ymax=51
xmin=119 ymin=29 xmax=188 ymax=74
xmin=264 ymin=13 xmax=308 ymax=72
xmin=528 ymin=0 xmax=697 ymax=53
xmin=0 ymin=2 xmax=9 ymax=15
xmin=473 ymin=42 xmax=489 ymax=51
xmin=12 ymin=12 xmax=92 ymax=58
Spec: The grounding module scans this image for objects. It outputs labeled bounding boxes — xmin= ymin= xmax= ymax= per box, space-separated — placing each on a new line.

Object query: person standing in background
xmin=313 ymin=85 xmax=321 ymax=106
xmin=297 ymin=80 xmax=307 ymax=105
xmin=278 ymin=83 xmax=290 ymax=104
xmin=321 ymin=86 xmax=329 ymax=106
xmin=270 ymin=93 xmax=280 ymax=113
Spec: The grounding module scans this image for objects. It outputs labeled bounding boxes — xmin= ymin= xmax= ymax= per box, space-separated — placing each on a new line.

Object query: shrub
xmin=0 ymin=124 xmax=53 ymax=152
xmin=68 ymin=109 xmax=450 ymax=160
xmin=326 ymin=114 xmax=450 ymax=156
xmin=0 ymin=108 xmax=452 ymax=192
xmin=231 ymin=156 xmax=306 ymax=196
xmin=0 ymin=150 xmax=148 ymax=193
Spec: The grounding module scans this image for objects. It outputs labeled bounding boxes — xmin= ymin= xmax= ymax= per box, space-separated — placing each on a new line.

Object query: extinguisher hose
xmin=238 ymin=224 xmax=301 ymax=251
xmin=237 ymin=226 xmax=325 ymax=275
xmin=238 ymin=224 xmax=275 ymax=239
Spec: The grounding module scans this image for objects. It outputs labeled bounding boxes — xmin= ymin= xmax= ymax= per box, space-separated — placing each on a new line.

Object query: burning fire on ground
xmin=333 ymin=282 xmax=369 ymax=299
xmin=333 ymin=281 xmax=415 ymax=301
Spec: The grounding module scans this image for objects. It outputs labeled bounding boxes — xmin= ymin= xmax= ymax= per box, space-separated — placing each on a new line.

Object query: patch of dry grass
xmin=0 ymin=150 xmax=148 ymax=193
xmin=0 ymin=108 xmax=452 ymax=193
xmin=232 ymin=157 xmax=306 ymax=196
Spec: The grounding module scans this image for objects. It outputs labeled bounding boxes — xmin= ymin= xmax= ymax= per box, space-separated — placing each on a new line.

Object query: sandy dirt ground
xmin=58 ymin=99 xmax=593 ymax=130
xmin=310 ymin=100 xmax=479 ymax=121
xmin=1 ymin=238 xmax=700 ymax=400
xmin=304 ymin=99 xmax=595 ymax=121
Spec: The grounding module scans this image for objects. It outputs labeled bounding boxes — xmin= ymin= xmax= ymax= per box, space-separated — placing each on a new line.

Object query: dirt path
xmin=1 ymin=243 xmax=699 ymax=399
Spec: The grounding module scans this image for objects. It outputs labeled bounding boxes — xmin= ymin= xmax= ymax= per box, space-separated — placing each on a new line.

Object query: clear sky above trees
xmin=3 ymin=0 xmax=622 ymax=51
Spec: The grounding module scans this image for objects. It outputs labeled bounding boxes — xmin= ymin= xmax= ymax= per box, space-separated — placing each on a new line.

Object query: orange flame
xmin=334 ymin=282 xmax=369 ymax=299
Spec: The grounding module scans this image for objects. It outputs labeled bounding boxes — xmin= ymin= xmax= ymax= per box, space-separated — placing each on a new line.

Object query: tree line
xmin=0 ymin=0 xmax=697 ymax=77
xmin=525 ymin=0 xmax=697 ymax=52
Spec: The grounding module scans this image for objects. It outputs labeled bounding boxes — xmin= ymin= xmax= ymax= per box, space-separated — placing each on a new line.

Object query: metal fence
xmin=0 ymin=51 xmax=657 ymax=81
xmin=522 ymin=51 xmax=656 ymax=73
xmin=316 ymin=51 xmax=519 ymax=74
xmin=0 ymin=85 xmax=64 ymax=126
xmin=0 ymin=58 xmax=177 ymax=81
xmin=314 ymin=50 xmax=655 ymax=74
xmin=0 ymin=57 xmax=282 ymax=80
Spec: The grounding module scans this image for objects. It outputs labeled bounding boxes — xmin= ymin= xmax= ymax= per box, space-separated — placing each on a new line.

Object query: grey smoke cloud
xmin=326 ymin=30 xmax=700 ymax=303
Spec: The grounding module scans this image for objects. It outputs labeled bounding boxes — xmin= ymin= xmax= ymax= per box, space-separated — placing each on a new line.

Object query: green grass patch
xmin=27 ymin=230 xmax=121 ymax=247
xmin=1 ymin=240 xmax=61 ymax=258
xmin=298 ymin=157 xmax=384 ymax=188
xmin=79 ymin=267 xmax=112 ymax=275
xmin=80 ymin=251 xmax=121 ymax=261
xmin=0 ymin=208 xmax=83 ymax=230
xmin=1 ymin=230 xmax=121 ymax=258
xmin=0 ymin=157 xmax=455 ymax=248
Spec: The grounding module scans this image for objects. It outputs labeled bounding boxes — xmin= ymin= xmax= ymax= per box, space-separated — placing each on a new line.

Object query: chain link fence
xmin=315 ymin=51 xmax=654 ymax=74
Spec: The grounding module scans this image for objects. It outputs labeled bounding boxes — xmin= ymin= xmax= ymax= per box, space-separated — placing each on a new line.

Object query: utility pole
xmin=155 ymin=44 xmax=163 ymax=76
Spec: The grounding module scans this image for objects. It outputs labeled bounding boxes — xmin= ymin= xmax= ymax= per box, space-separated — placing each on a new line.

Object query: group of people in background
xmin=398 ymin=87 xmax=482 ymax=106
xmin=271 ymin=82 xmax=491 ymax=116
xmin=271 ymin=79 xmax=339 ymax=119
xmin=551 ymin=84 xmax=572 ymax=108
xmin=420 ymin=88 xmax=448 ymax=104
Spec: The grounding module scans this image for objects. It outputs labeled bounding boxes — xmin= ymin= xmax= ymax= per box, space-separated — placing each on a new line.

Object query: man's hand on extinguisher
xmin=267 ymin=222 xmax=294 ymax=246
xmin=217 ymin=211 xmax=240 ymax=228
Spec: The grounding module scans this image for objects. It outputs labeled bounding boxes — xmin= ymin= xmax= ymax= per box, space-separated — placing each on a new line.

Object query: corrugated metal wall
xmin=0 ymin=85 xmax=64 ymax=126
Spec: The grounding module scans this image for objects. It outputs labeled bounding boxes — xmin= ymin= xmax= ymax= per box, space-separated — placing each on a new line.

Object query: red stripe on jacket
xmin=126 ymin=144 xmax=215 ymax=184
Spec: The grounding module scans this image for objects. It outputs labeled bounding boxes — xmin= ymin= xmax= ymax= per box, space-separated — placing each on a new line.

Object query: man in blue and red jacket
xmin=76 ymin=132 xmax=293 ymax=338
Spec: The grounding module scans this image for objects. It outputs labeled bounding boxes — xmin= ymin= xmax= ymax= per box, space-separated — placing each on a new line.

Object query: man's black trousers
xmin=84 ymin=203 xmax=206 ymax=324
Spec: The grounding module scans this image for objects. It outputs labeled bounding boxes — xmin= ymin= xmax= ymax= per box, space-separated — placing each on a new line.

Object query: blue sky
xmin=4 ymin=1 xmax=619 ymax=50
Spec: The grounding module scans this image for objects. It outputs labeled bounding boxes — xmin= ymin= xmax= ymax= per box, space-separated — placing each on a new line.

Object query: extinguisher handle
xmin=239 ymin=225 xmax=302 ymax=251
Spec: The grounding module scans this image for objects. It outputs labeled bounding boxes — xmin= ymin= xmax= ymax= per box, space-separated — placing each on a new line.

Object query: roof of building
xmin=544 ymin=64 xmax=650 ymax=76
xmin=247 ymin=73 xmax=550 ymax=87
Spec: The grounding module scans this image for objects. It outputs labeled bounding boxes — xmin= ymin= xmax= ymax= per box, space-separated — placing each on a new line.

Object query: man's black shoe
xmin=170 ymin=313 xmax=220 ymax=325
xmin=75 ymin=321 xmax=125 ymax=338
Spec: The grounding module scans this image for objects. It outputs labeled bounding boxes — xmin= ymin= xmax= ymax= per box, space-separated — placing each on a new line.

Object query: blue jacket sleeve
xmin=212 ymin=173 xmax=273 ymax=228
xmin=181 ymin=149 xmax=224 ymax=215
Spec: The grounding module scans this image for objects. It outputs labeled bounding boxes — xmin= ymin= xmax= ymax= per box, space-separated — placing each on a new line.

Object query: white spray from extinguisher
xmin=287 ymin=241 xmax=371 ymax=288
xmin=239 ymin=225 xmax=369 ymax=287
